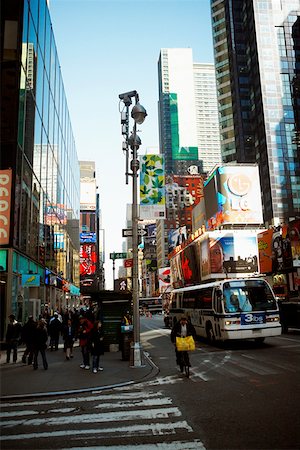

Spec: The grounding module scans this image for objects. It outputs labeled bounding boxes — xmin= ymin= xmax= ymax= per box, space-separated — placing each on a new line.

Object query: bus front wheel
xmin=255 ymin=337 xmax=265 ymax=344
xmin=206 ymin=323 xmax=215 ymax=343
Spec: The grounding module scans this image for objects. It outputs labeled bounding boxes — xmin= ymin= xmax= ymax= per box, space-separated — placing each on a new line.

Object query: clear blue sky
xmin=49 ymin=0 xmax=214 ymax=290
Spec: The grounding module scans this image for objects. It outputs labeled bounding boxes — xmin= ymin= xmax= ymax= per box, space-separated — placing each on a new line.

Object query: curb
xmin=0 ymin=351 xmax=160 ymax=401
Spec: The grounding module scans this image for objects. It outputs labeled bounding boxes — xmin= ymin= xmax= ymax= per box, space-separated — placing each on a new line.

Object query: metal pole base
xmin=130 ymin=342 xmax=145 ymax=368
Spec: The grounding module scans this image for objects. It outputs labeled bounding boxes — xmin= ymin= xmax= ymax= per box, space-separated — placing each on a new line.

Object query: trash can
xmin=120 ymin=325 xmax=133 ymax=361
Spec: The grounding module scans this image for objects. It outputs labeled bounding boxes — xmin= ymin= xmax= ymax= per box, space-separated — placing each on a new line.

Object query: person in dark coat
xmin=21 ymin=316 xmax=36 ymax=365
xmin=48 ymin=312 xmax=62 ymax=351
xmin=78 ymin=315 xmax=93 ymax=369
xmin=33 ymin=319 xmax=48 ymax=370
xmin=90 ymin=320 xmax=105 ymax=373
xmin=170 ymin=315 xmax=196 ymax=367
xmin=5 ymin=314 xmax=22 ymax=363
xmin=62 ymin=318 xmax=76 ymax=360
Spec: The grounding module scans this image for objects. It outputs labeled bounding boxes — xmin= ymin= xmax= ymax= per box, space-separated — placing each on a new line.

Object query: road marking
xmin=1 ymin=420 xmax=194 ymax=440
xmin=59 ymin=441 xmax=206 ymax=449
xmin=2 ymin=407 xmax=182 ymax=428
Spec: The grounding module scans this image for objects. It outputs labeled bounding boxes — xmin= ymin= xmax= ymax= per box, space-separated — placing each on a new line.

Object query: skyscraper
xmin=211 ymin=0 xmax=300 ymax=225
xmin=0 ymin=0 xmax=80 ymax=337
xmin=157 ymin=49 xmax=222 ymax=267
xmin=158 ymin=48 xmax=199 ymax=175
xmin=194 ymin=63 xmax=222 ymax=172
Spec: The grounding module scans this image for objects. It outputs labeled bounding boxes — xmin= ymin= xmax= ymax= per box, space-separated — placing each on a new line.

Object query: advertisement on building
xmin=158 ymin=267 xmax=171 ymax=293
xmin=80 ymin=232 xmax=97 ymax=243
xmin=289 ymin=219 xmax=300 ymax=268
xmin=168 ymin=226 xmax=187 ymax=254
xmin=139 ymin=154 xmax=166 ymax=220
xmin=80 ymin=243 xmax=97 ymax=276
xmin=80 ymin=179 xmax=96 ymax=211
xmin=170 ymin=230 xmax=260 ymax=287
xmin=207 ymin=231 xmax=259 ymax=279
xmin=170 ymin=253 xmax=184 ymax=288
xmin=258 ymin=228 xmax=273 ymax=273
xmin=180 ymin=243 xmax=200 ymax=286
xmin=0 ymin=169 xmax=12 ymax=245
xmin=204 ymin=165 xmax=263 ymax=229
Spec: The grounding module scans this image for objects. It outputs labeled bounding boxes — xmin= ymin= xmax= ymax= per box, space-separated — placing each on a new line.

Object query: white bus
xmin=169 ymin=277 xmax=281 ymax=343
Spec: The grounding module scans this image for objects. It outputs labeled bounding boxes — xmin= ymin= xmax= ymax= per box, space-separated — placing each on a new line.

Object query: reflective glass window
xmin=22 ymin=0 xmax=29 ymax=45
xmin=43 ymin=75 xmax=49 ymax=134
xmin=17 ymin=67 xmax=26 ymax=148
xmin=44 ymin=9 xmax=51 ymax=77
xmin=35 ymin=47 xmax=44 ymax=116
xmin=29 ymin=0 xmax=39 ymax=30
xmin=27 ymin=14 xmax=37 ymax=64
xmin=38 ymin=0 xmax=46 ymax=53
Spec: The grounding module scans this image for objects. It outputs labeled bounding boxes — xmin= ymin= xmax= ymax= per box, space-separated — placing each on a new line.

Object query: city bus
xmin=169 ymin=277 xmax=281 ymax=343
xmin=139 ymin=297 xmax=163 ymax=315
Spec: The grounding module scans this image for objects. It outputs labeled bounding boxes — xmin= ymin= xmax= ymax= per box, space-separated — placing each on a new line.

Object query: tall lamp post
xmin=119 ymin=90 xmax=147 ymax=367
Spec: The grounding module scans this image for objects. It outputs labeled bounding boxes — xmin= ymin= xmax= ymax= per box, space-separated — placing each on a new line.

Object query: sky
xmin=49 ymin=0 xmax=214 ymax=290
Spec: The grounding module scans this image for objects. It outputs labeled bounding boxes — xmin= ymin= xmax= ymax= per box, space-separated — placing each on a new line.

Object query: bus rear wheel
xmin=206 ymin=323 xmax=215 ymax=344
xmin=255 ymin=337 xmax=265 ymax=344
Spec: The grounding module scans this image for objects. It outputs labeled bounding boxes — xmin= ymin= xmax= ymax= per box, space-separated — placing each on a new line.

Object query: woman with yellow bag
xmin=170 ymin=316 xmax=196 ymax=377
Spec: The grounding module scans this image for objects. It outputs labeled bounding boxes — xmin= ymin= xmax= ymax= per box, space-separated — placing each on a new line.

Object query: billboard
xmin=0 ymin=169 xmax=12 ymax=245
xmin=80 ymin=179 xmax=96 ymax=211
xmin=170 ymin=253 xmax=184 ymax=288
xmin=168 ymin=226 xmax=187 ymax=254
xmin=22 ymin=274 xmax=41 ymax=287
xmin=289 ymin=219 xmax=300 ymax=268
xmin=158 ymin=267 xmax=171 ymax=293
xmin=258 ymin=228 xmax=273 ymax=274
xmin=205 ymin=165 xmax=263 ymax=228
xmin=80 ymin=232 xmax=97 ymax=243
xmin=139 ymin=154 xmax=166 ymax=220
xmin=80 ymin=243 xmax=97 ymax=276
xmin=207 ymin=231 xmax=259 ymax=279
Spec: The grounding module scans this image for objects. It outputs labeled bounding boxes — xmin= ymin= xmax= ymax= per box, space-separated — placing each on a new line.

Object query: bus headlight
xmin=266 ymin=316 xmax=280 ymax=322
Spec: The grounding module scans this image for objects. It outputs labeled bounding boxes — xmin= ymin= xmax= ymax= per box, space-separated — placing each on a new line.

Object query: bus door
xmin=213 ymin=288 xmax=223 ymax=339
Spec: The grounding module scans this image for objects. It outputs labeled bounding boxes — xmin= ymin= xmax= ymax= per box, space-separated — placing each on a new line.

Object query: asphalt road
xmin=1 ymin=315 xmax=300 ymax=450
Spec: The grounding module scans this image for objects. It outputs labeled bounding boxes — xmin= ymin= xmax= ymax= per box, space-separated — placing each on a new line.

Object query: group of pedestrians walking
xmin=5 ymin=308 xmax=105 ymax=374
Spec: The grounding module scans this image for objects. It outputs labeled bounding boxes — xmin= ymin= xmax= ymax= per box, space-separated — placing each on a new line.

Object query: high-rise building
xmin=0 ymin=0 xmax=80 ymax=338
xmin=158 ymin=48 xmax=222 ymax=176
xmin=194 ymin=63 xmax=222 ymax=172
xmin=157 ymin=49 xmax=221 ymax=267
xmin=158 ymin=48 xmax=200 ymax=175
xmin=211 ymin=0 xmax=300 ymax=226
xmin=79 ymin=161 xmax=105 ymax=293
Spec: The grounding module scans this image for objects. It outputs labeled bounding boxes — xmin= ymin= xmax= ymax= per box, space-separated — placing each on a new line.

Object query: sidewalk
xmin=0 ymin=343 xmax=158 ymax=400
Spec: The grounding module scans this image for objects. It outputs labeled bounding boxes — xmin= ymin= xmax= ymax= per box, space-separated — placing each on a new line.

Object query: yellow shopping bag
xmin=176 ymin=335 xmax=195 ymax=351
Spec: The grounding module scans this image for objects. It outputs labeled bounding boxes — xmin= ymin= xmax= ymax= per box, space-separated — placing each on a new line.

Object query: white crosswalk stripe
xmin=0 ymin=386 xmax=206 ymax=449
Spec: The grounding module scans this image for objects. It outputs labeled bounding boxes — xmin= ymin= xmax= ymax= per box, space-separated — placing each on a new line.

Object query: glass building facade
xmin=1 ymin=0 xmax=80 ymax=338
xmin=211 ymin=0 xmax=300 ymax=225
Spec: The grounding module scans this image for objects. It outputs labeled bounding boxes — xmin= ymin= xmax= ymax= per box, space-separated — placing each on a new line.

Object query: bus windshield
xmin=223 ymin=280 xmax=277 ymax=313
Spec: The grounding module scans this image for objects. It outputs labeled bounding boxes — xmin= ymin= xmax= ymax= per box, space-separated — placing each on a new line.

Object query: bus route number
xmin=241 ymin=313 xmax=265 ymax=325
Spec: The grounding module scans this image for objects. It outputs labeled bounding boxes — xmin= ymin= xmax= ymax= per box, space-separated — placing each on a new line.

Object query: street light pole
xmin=119 ymin=90 xmax=147 ymax=368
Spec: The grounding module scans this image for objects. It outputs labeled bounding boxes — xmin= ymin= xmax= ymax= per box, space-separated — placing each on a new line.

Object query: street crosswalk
xmin=0 ymin=386 xmax=206 ymax=450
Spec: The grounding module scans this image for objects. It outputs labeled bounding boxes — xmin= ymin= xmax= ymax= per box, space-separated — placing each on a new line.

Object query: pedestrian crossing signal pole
xmin=119 ymin=90 xmax=147 ymax=367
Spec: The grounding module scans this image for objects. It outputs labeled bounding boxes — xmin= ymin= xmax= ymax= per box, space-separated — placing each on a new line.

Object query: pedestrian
xmin=78 ymin=315 xmax=93 ymax=370
xmin=62 ymin=318 xmax=76 ymax=360
xmin=5 ymin=314 xmax=22 ymax=363
xmin=33 ymin=319 xmax=48 ymax=370
xmin=90 ymin=320 xmax=105 ymax=373
xmin=170 ymin=315 xmax=196 ymax=368
xmin=21 ymin=315 xmax=36 ymax=365
xmin=48 ymin=312 xmax=62 ymax=351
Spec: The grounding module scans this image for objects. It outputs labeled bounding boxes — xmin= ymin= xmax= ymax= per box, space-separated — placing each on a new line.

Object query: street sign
xmin=109 ymin=252 xmax=127 ymax=260
xmin=124 ymin=258 xmax=133 ymax=268
xmin=122 ymin=228 xmax=133 ymax=237
xmin=138 ymin=229 xmax=147 ymax=236
xmin=122 ymin=228 xmax=147 ymax=237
